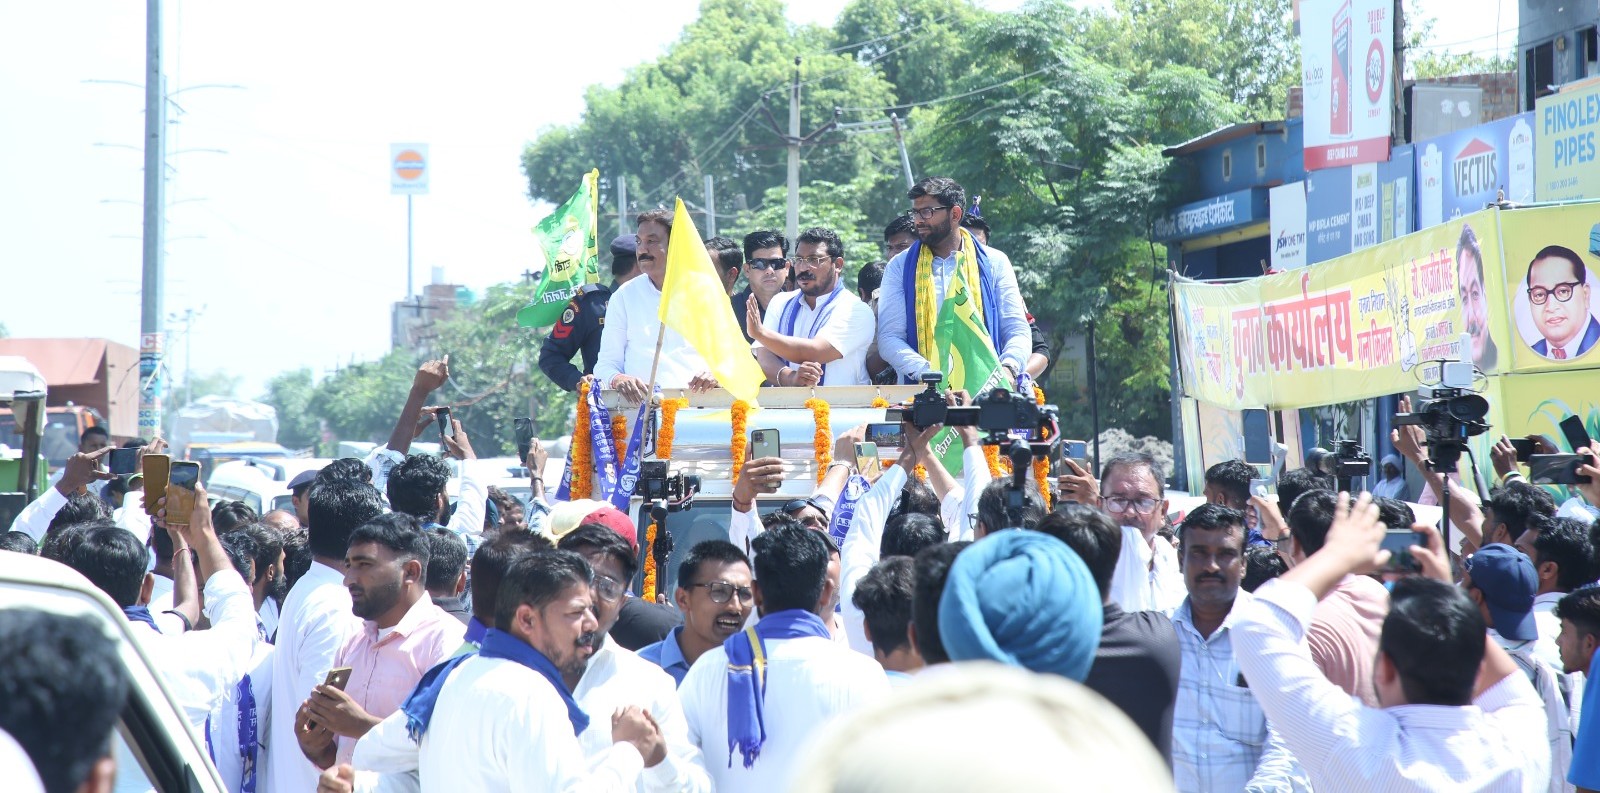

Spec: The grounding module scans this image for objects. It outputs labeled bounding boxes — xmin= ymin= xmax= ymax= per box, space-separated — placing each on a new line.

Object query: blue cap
xmin=1466 ymin=543 xmax=1538 ymax=641
xmin=287 ymin=468 xmax=319 ymax=492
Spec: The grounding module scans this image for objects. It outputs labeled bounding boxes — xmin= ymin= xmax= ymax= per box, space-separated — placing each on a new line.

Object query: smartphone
xmin=1248 ymin=478 xmax=1271 ymax=531
xmin=1379 ymin=528 xmax=1422 ymax=573
xmin=436 ymin=407 xmax=455 ymax=440
xmin=323 ymin=666 xmax=353 ymax=691
xmin=750 ymin=428 xmax=781 ymax=460
xmin=141 ymin=454 xmax=170 ymax=517
xmin=514 ymin=417 xmax=535 ymax=461
xmin=865 ymin=422 xmax=905 ymax=448
xmin=1242 ymin=409 xmax=1272 ymax=465
xmin=1529 ymin=453 xmax=1594 ymax=485
xmin=165 ymin=461 xmax=201 ymax=527
xmin=1561 ymin=415 xmax=1592 ymax=453
xmin=1509 ymin=437 xmax=1536 ymax=462
xmin=108 ymin=448 xmax=139 ymax=476
xmin=854 ymin=442 xmax=882 ymax=479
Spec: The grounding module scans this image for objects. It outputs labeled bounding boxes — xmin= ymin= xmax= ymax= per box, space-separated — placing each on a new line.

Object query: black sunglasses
xmin=748 ymin=257 xmax=789 ymax=271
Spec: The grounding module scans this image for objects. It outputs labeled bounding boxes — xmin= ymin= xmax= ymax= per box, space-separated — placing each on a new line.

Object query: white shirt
xmin=208 ymin=637 xmax=274 ymax=793
xmin=355 ymin=654 xmax=646 ymax=793
xmin=679 ymin=632 xmax=889 ymax=793
xmin=130 ymin=568 xmax=261 ymax=730
xmin=260 ymin=597 xmax=281 ymax=642
xmin=113 ymin=490 xmax=154 ymax=542
xmin=1109 ymin=526 xmax=1185 ymax=615
xmin=146 ymin=573 xmax=189 ymax=636
xmin=595 ymin=275 xmax=710 ymax=389
xmin=1233 ymin=578 xmax=1552 ymax=791
xmin=268 ymin=560 xmax=361 ymax=793
xmin=876 ymin=243 xmax=1031 ymax=381
xmin=574 ymin=642 xmax=711 ymax=792
xmin=8 ymin=485 xmax=66 ymax=542
xmin=755 ymin=287 xmax=875 ymax=385
xmin=1534 ymin=591 xmax=1585 ymax=731
xmin=839 ymin=464 xmax=908 ymax=656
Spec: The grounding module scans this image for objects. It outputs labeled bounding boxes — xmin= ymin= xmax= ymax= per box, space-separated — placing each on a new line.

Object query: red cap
xmin=582 ymin=506 xmax=639 ymax=552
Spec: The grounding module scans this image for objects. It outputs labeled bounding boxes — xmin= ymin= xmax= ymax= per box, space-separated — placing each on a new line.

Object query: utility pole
xmin=139 ymin=0 xmax=166 ymax=442
xmin=837 ymin=113 xmax=915 ymax=189
xmin=786 ymin=56 xmax=801 ymax=242
xmin=891 ymin=112 xmax=915 ymax=188
xmin=704 ymin=174 xmax=716 ymax=238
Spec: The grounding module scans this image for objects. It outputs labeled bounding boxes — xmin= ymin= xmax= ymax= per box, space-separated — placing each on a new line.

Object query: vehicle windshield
xmin=0 ymin=412 xmax=83 ymax=469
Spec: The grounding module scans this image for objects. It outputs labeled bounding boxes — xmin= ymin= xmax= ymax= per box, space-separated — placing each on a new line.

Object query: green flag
xmin=926 ymin=265 xmax=1007 ymax=474
xmin=517 ymin=169 xmax=600 ymax=328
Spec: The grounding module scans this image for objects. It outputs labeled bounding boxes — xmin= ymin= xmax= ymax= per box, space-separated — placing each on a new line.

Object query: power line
xmin=822 ymin=11 xmax=955 ymax=54
xmin=839 ymin=66 xmax=1053 ymax=114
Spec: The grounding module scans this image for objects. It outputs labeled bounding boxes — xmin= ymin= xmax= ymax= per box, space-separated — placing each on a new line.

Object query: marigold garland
xmin=1032 ymin=384 xmax=1052 ymax=510
xmin=984 ymin=443 xmax=1005 ymax=478
xmin=642 ymin=520 xmax=659 ymax=602
xmin=805 ymin=397 xmax=831 ymax=484
xmin=730 ymin=399 xmax=751 ymax=483
xmin=571 ymin=380 xmax=594 ymax=499
xmin=611 ymin=413 xmax=628 ymax=463
xmin=657 ymin=398 xmax=688 ymax=458
xmin=871 ymin=396 xmax=890 ymax=409
xmin=914 ymin=464 xmax=928 ymax=481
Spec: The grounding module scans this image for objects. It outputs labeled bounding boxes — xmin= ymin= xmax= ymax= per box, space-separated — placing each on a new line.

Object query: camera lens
xmin=1447 ymin=395 xmax=1489 ymax=422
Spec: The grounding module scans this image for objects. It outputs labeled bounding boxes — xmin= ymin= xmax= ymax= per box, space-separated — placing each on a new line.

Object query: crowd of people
xmin=539 ymin=175 xmax=1052 ymax=394
xmin=4 ymin=171 xmax=1600 ymax=792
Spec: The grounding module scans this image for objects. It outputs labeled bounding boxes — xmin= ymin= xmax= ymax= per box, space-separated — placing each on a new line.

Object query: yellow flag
xmin=658 ymin=199 xmax=765 ymax=404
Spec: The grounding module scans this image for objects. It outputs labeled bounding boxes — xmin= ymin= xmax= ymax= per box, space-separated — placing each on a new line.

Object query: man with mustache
xmin=1169 ymin=503 xmax=1304 ymax=792
xmin=295 ymin=514 xmax=464 ymax=769
xmin=746 ymin=226 xmax=877 ymax=386
xmin=596 ymin=209 xmax=720 ymax=401
xmin=1526 ymin=245 xmax=1600 ymax=361
xmin=1457 ymin=224 xmax=1499 ymax=371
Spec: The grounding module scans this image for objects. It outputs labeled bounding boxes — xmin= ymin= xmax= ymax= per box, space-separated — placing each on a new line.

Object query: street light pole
xmin=139 ymin=0 xmax=166 ymax=441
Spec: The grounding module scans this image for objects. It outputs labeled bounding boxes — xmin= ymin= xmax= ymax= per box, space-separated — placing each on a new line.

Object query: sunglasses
xmin=688 ymin=581 xmax=755 ymax=605
xmin=747 ymin=257 xmax=789 ymax=271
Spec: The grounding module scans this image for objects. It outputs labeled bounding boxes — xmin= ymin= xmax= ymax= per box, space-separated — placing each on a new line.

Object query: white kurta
xmin=207 ymin=640 xmax=274 ymax=793
xmin=1108 ymin=525 xmax=1185 ymax=616
xmin=267 ymin=561 xmax=361 ymax=793
xmin=594 ymin=275 xmax=710 ymax=389
xmin=129 ymin=569 xmax=261 ymax=729
xmin=679 ymin=633 xmax=889 ymax=793
xmin=573 ymin=642 xmax=711 ymax=792
xmin=754 ymin=287 xmax=876 ymax=385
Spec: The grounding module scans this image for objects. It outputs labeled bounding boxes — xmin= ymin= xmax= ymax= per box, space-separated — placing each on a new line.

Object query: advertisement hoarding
xmin=1534 ymin=78 xmax=1600 ymax=202
xmin=1300 ymin=0 xmax=1394 ymax=171
xmin=1270 ymin=183 xmax=1309 ymax=270
xmin=1414 ymin=112 xmax=1535 ymax=228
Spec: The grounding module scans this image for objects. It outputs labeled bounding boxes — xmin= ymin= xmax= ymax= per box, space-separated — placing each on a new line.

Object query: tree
xmin=832 ymin=0 xmax=989 ymax=106
xmin=260 ymin=368 xmax=321 ymax=452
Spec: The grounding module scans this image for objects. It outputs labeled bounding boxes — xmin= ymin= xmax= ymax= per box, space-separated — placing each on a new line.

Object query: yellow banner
xmin=1174 ymin=210 xmax=1507 ymax=409
xmin=1497 ymin=203 xmax=1600 ymax=372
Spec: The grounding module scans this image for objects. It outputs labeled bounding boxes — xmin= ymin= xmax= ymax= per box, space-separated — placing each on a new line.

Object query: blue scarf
xmin=826 ymin=475 xmax=870 ymax=549
xmin=123 ymin=605 xmax=161 ymax=633
xmin=898 ymin=237 xmax=1003 ymax=383
xmin=775 ymin=282 xmax=847 ymax=384
xmin=612 ymin=390 xmax=655 ymax=512
xmin=463 ymin=616 xmax=489 ymax=647
xmin=401 ymin=628 xmax=589 ymax=743
xmin=724 ymin=609 xmax=832 ymax=768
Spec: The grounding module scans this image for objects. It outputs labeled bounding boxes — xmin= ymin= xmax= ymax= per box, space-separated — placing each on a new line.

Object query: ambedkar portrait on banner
xmin=1517 ymin=244 xmax=1600 ymax=362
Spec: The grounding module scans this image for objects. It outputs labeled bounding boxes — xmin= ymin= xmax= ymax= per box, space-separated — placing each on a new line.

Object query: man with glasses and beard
xmin=295 ymin=514 xmax=464 ymax=769
xmin=876 ymin=176 xmax=1031 ymax=384
xmin=640 ymin=540 xmax=756 ymax=687
xmin=746 ymin=226 xmax=877 ymax=386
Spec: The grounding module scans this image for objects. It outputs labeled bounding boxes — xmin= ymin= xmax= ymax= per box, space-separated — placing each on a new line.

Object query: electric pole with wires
xmin=760 ymin=56 xmax=838 ymax=241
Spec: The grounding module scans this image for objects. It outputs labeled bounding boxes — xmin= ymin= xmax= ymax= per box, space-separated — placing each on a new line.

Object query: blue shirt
xmin=1570 ymin=648 xmax=1600 ymax=787
xmin=636 ymin=625 xmax=691 ymax=687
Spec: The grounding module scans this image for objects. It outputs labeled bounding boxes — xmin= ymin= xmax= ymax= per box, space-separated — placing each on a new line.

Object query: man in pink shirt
xmin=295 ymin=513 xmax=464 ymax=768
xmin=1286 ymin=490 xmax=1389 ymax=706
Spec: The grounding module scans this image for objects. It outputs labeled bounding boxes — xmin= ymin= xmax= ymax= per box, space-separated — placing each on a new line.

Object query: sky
xmin=0 ymin=0 xmax=1519 ymax=401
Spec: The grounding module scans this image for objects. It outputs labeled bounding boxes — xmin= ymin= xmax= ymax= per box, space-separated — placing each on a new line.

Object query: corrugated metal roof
xmin=1162 ymin=120 xmax=1285 ymax=157
xmin=0 ymin=338 xmax=109 ymax=386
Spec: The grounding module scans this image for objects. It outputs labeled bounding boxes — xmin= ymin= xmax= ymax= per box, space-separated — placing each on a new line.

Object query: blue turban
xmin=937 ymin=530 xmax=1103 ymax=681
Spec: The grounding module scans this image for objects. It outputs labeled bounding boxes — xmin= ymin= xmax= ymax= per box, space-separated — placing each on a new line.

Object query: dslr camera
xmin=888 ymin=372 xmax=1057 ymax=446
xmin=635 ymin=461 xmax=701 ymax=512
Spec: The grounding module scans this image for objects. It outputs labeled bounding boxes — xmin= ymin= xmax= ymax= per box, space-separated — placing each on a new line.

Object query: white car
xmin=206 ymin=457 xmax=331 ymax=516
xmin=0 ymin=552 xmax=225 ymax=791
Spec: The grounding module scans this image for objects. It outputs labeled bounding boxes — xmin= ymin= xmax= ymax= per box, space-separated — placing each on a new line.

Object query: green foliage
xmin=719 ymin=176 xmax=884 ymax=290
xmin=832 ymin=0 xmax=988 ymax=106
xmin=260 ymin=368 xmax=320 ymax=451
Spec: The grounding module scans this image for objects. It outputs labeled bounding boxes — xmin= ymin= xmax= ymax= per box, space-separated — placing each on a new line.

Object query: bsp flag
xmin=927 ymin=263 xmax=1006 ymax=474
xmin=659 ymin=199 xmax=765 ymax=404
xmin=517 ymin=169 xmax=600 ymax=328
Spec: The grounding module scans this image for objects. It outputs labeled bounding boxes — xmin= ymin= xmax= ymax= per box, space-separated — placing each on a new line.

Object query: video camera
xmin=1392 ymin=386 xmax=1490 ymax=473
xmin=1305 ymin=438 xmax=1373 ymax=492
xmin=888 ymin=372 xmax=1058 ymax=448
xmin=635 ymin=461 xmax=701 ymax=512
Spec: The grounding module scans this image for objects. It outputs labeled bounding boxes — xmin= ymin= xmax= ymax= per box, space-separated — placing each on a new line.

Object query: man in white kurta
xmin=747 ymin=227 xmax=876 ymax=387
xmin=594 ymin=209 xmax=713 ymax=398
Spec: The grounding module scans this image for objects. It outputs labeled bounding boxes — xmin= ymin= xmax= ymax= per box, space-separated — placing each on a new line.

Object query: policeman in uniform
xmin=538 ymin=234 xmax=641 ymax=392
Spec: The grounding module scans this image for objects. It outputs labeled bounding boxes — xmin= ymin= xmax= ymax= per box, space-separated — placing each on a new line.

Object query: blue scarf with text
xmin=724 ymin=610 xmax=832 ymax=768
xmin=122 ymin=605 xmax=160 ymax=633
xmin=401 ymin=628 xmax=590 ymax=742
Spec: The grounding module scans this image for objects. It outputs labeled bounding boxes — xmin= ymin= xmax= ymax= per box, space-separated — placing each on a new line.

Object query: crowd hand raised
xmin=1575 ymin=441 xmax=1600 ymax=507
xmin=1320 ymin=492 xmax=1387 ymax=574
xmin=833 ymin=424 xmax=867 ymax=466
xmin=1406 ymin=522 xmax=1453 ymax=584
xmin=732 ymin=457 xmax=786 ymax=511
xmin=947 ymin=390 xmax=979 ymax=446
xmin=1056 ymin=458 xmax=1098 ymax=506
xmin=526 ymin=439 xmax=549 ymax=480
xmin=413 ymin=356 xmax=450 ymax=394
xmin=57 ymin=446 xmax=116 ymax=495
xmin=410 ymin=406 xmax=443 ymax=440
xmin=1490 ymin=435 xmax=1520 ymax=479
xmin=1390 ymin=396 xmax=1427 ymax=463
xmin=316 ymin=765 xmax=356 ymax=793
xmin=745 ymin=295 xmax=766 ymax=342
xmin=610 ymin=375 xmax=650 ymax=403
xmin=688 ymin=371 xmax=721 ymax=394
xmin=611 ymin=705 xmax=667 ymax=767
xmin=906 ymin=420 xmax=940 ymax=464
xmin=1250 ymin=493 xmax=1290 ymax=541
xmin=441 ymin=419 xmax=476 ymax=461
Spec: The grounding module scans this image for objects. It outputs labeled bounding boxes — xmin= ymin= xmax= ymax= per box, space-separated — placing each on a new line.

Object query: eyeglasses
xmin=688 ymin=581 xmax=755 ymax=605
xmin=905 ymin=205 xmax=953 ymax=220
xmin=1102 ymin=496 xmax=1160 ymax=515
xmin=748 ymin=257 xmax=788 ymax=271
xmin=592 ymin=574 xmax=625 ymax=604
xmin=1529 ymin=281 xmax=1582 ymax=305
xmin=791 ymin=256 xmax=832 ymax=269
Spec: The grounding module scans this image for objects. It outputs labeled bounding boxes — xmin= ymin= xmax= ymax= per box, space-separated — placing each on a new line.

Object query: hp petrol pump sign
xmin=390 ymin=143 xmax=429 ymax=195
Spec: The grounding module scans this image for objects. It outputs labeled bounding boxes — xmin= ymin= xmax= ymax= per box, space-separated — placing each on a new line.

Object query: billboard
xmin=1414 ymin=112 xmax=1535 ymax=229
xmin=1300 ymin=0 xmax=1394 ymax=171
xmin=1270 ymin=182 xmax=1309 ymax=270
xmin=1534 ymin=78 xmax=1600 ymax=202
xmin=1304 ymin=146 xmax=1413 ymax=264
xmin=1499 ymin=203 xmax=1600 ymax=371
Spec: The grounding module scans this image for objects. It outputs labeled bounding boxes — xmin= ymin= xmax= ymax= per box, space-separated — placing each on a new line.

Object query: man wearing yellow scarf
xmin=875 ymin=177 xmax=1032 ymax=384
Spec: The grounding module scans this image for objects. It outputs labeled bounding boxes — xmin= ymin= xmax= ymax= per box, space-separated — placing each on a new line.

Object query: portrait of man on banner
xmin=1517 ymin=244 xmax=1600 ymax=362
xmin=1456 ymin=223 xmax=1498 ymax=371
